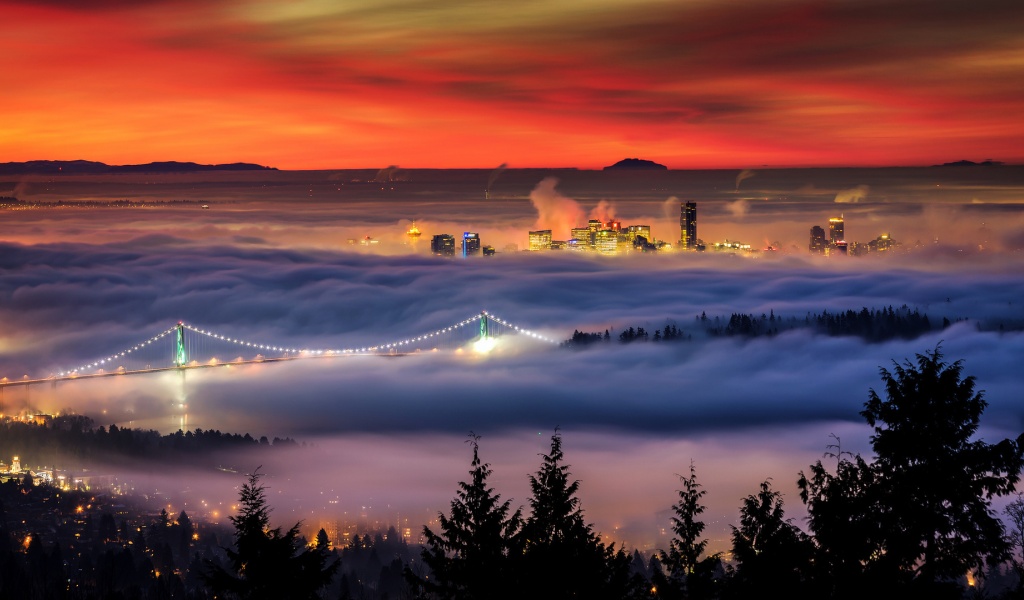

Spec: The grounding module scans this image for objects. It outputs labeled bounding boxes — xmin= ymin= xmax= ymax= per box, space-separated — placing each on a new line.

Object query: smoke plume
xmin=374 ymin=165 xmax=401 ymax=182
xmin=529 ymin=177 xmax=584 ymax=239
xmin=589 ymin=200 xmax=617 ymax=224
xmin=735 ymin=169 xmax=756 ymax=191
xmin=487 ymin=163 xmax=508 ymax=191
xmin=726 ymin=199 xmax=750 ymax=218
xmin=835 ymin=185 xmax=870 ymax=204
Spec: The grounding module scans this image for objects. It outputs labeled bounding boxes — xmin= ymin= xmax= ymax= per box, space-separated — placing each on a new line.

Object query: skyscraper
xmin=431 ymin=234 xmax=456 ymax=256
xmin=680 ymin=202 xmax=697 ymax=250
xmin=809 ymin=225 xmax=826 ymax=254
xmin=462 ymin=232 xmax=481 ymax=257
xmin=528 ymin=230 xmax=552 ymax=251
xmin=829 ymin=215 xmax=845 ymax=245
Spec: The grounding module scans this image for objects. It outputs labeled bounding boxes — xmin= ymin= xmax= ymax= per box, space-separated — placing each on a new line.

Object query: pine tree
xmin=522 ymin=431 xmax=639 ymax=599
xmin=412 ymin=434 xmax=523 ymax=600
xmin=659 ymin=461 xmax=718 ymax=598
xmin=727 ymin=480 xmax=813 ymax=597
xmin=203 ymin=469 xmax=339 ymax=599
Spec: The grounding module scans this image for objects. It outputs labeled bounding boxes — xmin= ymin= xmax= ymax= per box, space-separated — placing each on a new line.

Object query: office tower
xmin=809 ymin=225 xmax=826 ymax=254
xmin=829 ymin=215 xmax=845 ymax=245
xmin=594 ymin=229 xmax=618 ymax=255
xmin=626 ymin=225 xmax=651 ymax=243
xmin=430 ymin=234 xmax=456 ymax=256
xmin=870 ymin=233 xmax=895 ymax=252
xmin=482 ymin=245 xmax=496 ymax=256
xmin=462 ymin=232 xmax=481 ymax=257
xmin=570 ymin=227 xmax=593 ymax=249
xmin=680 ymin=202 xmax=697 ymax=250
xmin=529 ymin=229 xmax=552 ymax=251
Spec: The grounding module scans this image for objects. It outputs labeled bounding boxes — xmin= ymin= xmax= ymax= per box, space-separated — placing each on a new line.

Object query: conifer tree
xmin=727 ymin=480 xmax=812 ymax=597
xmin=203 ymin=468 xmax=339 ymax=599
xmin=800 ymin=346 xmax=1024 ymax=597
xmin=522 ymin=431 xmax=640 ymax=599
xmin=412 ymin=434 xmax=523 ymax=600
xmin=861 ymin=346 xmax=1024 ymax=589
xmin=658 ymin=461 xmax=719 ymax=599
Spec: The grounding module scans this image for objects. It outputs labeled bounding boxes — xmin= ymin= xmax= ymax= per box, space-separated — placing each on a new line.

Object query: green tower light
xmin=174 ymin=322 xmax=187 ymax=367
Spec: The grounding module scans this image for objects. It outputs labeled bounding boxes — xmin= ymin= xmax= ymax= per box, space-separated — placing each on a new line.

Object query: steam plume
xmin=835 ymin=185 xmax=870 ymax=203
xmin=487 ymin=163 xmax=508 ymax=191
xmin=735 ymin=169 xmax=756 ymax=191
xmin=529 ymin=178 xmax=584 ymax=239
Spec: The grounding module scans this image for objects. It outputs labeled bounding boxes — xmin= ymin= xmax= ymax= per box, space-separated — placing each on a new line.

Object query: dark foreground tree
xmin=410 ymin=434 xmax=523 ymax=600
xmin=203 ymin=469 xmax=339 ymax=599
xmin=864 ymin=346 xmax=1024 ymax=590
xmin=800 ymin=346 xmax=1024 ymax=597
xmin=798 ymin=448 xmax=886 ymax=597
xmin=657 ymin=461 xmax=720 ymax=599
xmin=726 ymin=480 xmax=813 ymax=599
xmin=521 ymin=431 xmax=641 ymax=599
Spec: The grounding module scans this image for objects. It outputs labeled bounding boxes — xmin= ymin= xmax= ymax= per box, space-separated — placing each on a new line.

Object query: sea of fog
xmin=1 ymin=167 xmax=1022 ymax=551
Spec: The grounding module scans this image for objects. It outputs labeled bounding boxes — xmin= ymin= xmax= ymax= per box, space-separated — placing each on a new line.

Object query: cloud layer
xmin=1 ymin=171 xmax=1022 ymax=550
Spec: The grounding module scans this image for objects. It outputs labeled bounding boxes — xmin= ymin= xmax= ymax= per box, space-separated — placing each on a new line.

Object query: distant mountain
xmin=0 ymin=160 xmax=277 ymax=174
xmin=603 ymin=158 xmax=668 ymax=171
xmin=934 ymin=159 xmax=1005 ymax=167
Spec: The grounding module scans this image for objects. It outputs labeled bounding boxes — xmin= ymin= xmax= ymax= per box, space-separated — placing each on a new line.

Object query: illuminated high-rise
xmin=829 ymin=215 xmax=845 ymax=245
xmin=680 ymin=202 xmax=697 ymax=250
xmin=570 ymin=227 xmax=593 ymax=249
xmin=809 ymin=226 xmax=826 ymax=254
xmin=626 ymin=225 xmax=651 ymax=243
xmin=462 ymin=232 xmax=481 ymax=257
xmin=594 ymin=229 xmax=618 ymax=255
xmin=528 ymin=230 xmax=552 ymax=251
xmin=431 ymin=234 xmax=456 ymax=256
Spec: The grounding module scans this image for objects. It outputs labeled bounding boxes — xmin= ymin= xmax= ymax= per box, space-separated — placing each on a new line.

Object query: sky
xmin=3 ymin=0 xmax=1024 ymax=169
xmin=1 ymin=170 xmax=1022 ymax=550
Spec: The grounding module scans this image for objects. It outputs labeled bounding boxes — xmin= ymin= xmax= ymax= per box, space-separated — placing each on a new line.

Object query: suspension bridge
xmin=0 ymin=311 xmax=555 ymax=389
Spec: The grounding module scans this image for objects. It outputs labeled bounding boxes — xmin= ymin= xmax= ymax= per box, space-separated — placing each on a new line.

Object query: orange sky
xmin=2 ymin=0 xmax=1023 ymax=169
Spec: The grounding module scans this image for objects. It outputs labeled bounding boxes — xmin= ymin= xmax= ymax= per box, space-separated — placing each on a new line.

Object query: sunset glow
xmin=3 ymin=0 xmax=1023 ymax=168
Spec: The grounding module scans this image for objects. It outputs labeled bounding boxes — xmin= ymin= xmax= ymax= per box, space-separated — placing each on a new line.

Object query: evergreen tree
xmin=315 ymin=528 xmax=331 ymax=551
xmin=412 ymin=434 xmax=523 ymax=600
xmin=521 ymin=431 xmax=640 ymax=599
xmin=798 ymin=449 xmax=888 ymax=596
xmin=203 ymin=469 xmax=339 ymax=599
xmin=726 ymin=480 xmax=813 ymax=598
xmin=658 ymin=462 xmax=719 ymax=599
xmin=861 ymin=346 xmax=1024 ymax=591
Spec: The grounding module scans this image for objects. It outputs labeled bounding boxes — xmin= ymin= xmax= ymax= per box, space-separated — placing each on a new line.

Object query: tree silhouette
xmin=411 ymin=433 xmax=523 ymax=600
xmin=521 ymin=431 xmax=639 ymax=599
xmin=860 ymin=345 xmax=1024 ymax=590
xmin=1004 ymin=494 xmax=1024 ymax=596
xmin=798 ymin=449 xmax=886 ymax=596
xmin=727 ymin=480 xmax=812 ymax=598
xmin=658 ymin=461 xmax=719 ymax=599
xmin=203 ymin=468 xmax=339 ymax=599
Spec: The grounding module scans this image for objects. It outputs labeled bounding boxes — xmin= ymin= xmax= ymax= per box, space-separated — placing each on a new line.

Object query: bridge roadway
xmin=0 ymin=351 xmax=413 ymax=388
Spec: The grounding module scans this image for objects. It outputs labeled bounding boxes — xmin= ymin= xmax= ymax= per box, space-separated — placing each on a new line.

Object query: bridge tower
xmin=479 ymin=311 xmax=490 ymax=339
xmin=174 ymin=322 xmax=187 ymax=367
